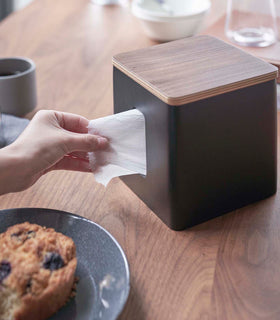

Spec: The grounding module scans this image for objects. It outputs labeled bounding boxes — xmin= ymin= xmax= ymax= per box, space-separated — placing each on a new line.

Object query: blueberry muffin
xmin=0 ymin=222 xmax=77 ymax=320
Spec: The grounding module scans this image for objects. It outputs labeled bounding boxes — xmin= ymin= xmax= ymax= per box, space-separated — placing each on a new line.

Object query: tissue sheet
xmin=88 ymin=109 xmax=146 ymax=186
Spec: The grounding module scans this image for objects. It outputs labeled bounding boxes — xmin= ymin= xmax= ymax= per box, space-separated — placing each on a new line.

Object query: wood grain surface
xmin=1 ymin=1 xmax=280 ymax=319
xmin=201 ymin=13 xmax=280 ymax=84
xmin=202 ymin=14 xmax=280 ymax=68
xmin=113 ymin=35 xmax=277 ymax=105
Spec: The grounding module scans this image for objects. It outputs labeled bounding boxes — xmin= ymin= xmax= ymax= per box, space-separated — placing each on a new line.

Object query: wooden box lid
xmin=112 ymin=35 xmax=278 ymax=106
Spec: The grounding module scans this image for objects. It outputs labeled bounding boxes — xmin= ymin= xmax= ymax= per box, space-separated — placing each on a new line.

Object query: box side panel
xmin=113 ymin=67 xmax=175 ymax=227
xmin=173 ymin=80 xmax=277 ymax=229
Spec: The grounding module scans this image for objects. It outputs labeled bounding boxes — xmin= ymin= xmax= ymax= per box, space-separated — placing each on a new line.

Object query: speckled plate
xmin=0 ymin=208 xmax=130 ymax=320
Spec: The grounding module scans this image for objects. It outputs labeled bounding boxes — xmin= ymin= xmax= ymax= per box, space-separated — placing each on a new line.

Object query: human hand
xmin=0 ymin=110 xmax=108 ymax=194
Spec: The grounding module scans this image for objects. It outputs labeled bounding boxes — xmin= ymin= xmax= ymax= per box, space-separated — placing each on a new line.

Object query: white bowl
xmin=131 ymin=0 xmax=211 ymax=42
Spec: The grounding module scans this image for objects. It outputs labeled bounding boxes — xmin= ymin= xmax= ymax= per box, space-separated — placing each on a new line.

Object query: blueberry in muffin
xmin=0 ymin=222 xmax=77 ymax=320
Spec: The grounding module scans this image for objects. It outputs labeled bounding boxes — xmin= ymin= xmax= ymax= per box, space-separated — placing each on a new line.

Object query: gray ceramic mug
xmin=0 ymin=57 xmax=37 ymax=117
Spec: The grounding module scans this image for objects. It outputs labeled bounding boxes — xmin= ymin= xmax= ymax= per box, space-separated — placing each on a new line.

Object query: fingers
xmin=48 ymin=156 xmax=91 ymax=172
xmin=64 ymin=132 xmax=108 ymax=153
xmin=53 ymin=111 xmax=90 ymax=133
xmin=68 ymin=151 xmax=89 ymax=160
xmin=53 ymin=111 xmax=109 ymax=153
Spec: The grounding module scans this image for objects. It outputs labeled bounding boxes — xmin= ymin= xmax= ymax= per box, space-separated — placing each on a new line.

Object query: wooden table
xmin=1 ymin=1 xmax=280 ymax=319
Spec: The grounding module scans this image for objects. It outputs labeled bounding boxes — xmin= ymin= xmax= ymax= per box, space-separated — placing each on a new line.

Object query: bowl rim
xmin=131 ymin=0 xmax=211 ymax=21
xmin=0 ymin=57 xmax=36 ymax=79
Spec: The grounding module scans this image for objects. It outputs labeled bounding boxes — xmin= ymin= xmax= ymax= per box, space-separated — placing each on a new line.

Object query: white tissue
xmin=88 ymin=109 xmax=146 ymax=186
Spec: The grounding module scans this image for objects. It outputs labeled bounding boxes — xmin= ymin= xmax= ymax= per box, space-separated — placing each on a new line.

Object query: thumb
xmin=64 ymin=132 xmax=108 ymax=153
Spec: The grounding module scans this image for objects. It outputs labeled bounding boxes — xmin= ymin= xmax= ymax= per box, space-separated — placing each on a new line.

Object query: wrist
xmin=0 ymin=144 xmax=30 ymax=195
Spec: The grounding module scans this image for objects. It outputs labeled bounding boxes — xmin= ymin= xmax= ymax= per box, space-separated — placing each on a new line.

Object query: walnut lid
xmin=113 ymin=35 xmax=277 ymax=106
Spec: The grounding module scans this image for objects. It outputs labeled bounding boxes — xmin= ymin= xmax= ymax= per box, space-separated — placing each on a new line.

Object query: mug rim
xmin=0 ymin=57 xmax=36 ymax=79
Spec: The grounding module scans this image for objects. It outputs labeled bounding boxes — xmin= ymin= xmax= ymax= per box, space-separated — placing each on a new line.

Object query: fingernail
xmin=97 ymin=137 xmax=108 ymax=147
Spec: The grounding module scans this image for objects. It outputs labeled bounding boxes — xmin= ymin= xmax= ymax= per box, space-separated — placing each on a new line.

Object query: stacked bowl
xmin=131 ymin=0 xmax=211 ymax=42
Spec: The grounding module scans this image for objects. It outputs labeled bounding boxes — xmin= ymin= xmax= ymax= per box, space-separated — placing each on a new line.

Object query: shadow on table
xmin=183 ymin=195 xmax=277 ymax=234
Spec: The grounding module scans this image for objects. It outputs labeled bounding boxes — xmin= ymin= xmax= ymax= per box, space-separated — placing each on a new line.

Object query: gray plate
xmin=0 ymin=208 xmax=130 ymax=320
